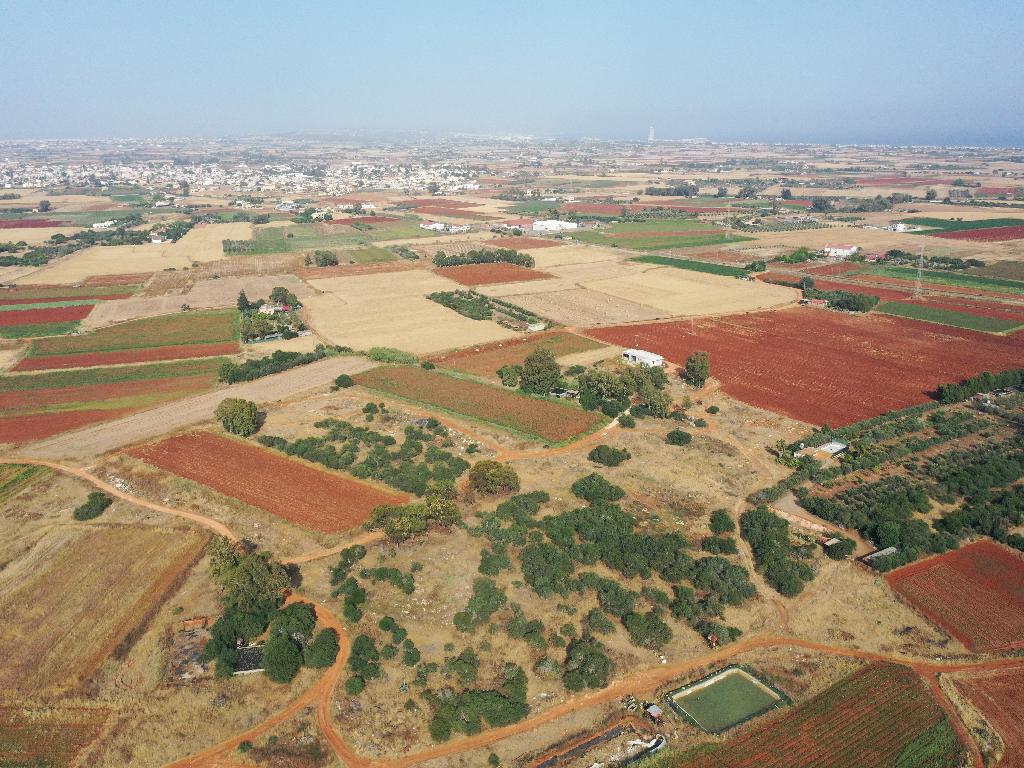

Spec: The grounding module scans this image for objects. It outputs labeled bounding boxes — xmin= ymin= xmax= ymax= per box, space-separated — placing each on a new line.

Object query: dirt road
xmin=18 ymin=356 xmax=376 ymax=461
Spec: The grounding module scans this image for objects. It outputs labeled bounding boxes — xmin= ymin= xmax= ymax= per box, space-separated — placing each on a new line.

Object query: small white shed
xmin=622 ymin=348 xmax=664 ymax=368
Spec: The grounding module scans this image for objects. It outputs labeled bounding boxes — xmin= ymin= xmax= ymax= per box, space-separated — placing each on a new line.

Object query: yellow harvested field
xmin=0 ymin=226 xmax=83 ymax=245
xmin=16 ymin=243 xmax=193 ymax=284
xmin=528 ymin=244 xmax=623 ymax=268
xmin=510 ymin=288 xmax=665 ymax=326
xmin=80 ymin=275 xmax=311 ymax=330
xmin=241 ymin=332 xmax=322 ymax=357
xmin=172 ymin=221 xmax=253 ymax=262
xmin=581 ymin=266 xmax=798 ymax=316
xmin=305 ymin=270 xmax=518 ymax=353
xmin=0 ymin=525 xmax=207 ymax=693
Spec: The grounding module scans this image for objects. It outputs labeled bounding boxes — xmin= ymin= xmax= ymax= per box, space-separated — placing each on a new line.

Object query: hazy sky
xmin=3 ymin=0 xmax=1022 ymax=145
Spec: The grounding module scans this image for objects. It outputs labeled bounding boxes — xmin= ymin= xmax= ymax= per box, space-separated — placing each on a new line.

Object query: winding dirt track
xmin=5 ymin=456 xmax=1015 ymax=768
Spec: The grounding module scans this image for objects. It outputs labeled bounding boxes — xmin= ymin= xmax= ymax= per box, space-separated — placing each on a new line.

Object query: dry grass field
xmin=581 ymin=267 xmax=798 ymax=317
xmin=0 ymin=225 xmax=83 ymax=245
xmin=528 ymin=244 xmax=624 ymax=269
xmin=511 ymin=287 xmax=665 ymax=325
xmin=172 ymin=222 xmax=253 ymax=262
xmin=0 ymin=524 xmax=208 ymax=694
xmin=304 ymin=270 xmax=518 ymax=353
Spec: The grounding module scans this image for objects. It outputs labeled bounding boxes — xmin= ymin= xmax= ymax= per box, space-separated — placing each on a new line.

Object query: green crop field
xmin=0 ymin=321 xmax=82 ymax=339
xmin=0 ymin=357 xmax=226 ymax=393
xmin=242 ymin=218 xmax=430 ymax=255
xmin=869 ymin=265 xmax=1024 ymax=295
xmin=875 ymin=302 xmax=1023 ymax=333
xmin=904 ymin=217 xmax=1024 ymax=233
xmin=628 ymin=256 xmax=749 ymax=277
xmin=507 ymin=200 xmax=563 ymax=215
xmin=668 ymin=668 xmax=785 ymax=733
xmin=0 ymin=300 xmax=96 ymax=312
xmin=0 ymin=285 xmax=140 ymax=302
xmin=343 ymin=246 xmax=398 ymax=264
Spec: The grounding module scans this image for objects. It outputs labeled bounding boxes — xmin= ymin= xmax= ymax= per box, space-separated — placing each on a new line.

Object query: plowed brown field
xmin=434 ymin=263 xmax=553 ymax=286
xmin=587 ymin=308 xmax=1024 ymax=426
xmin=885 ymin=541 xmax=1024 ymax=652
xmin=14 ymin=341 xmax=240 ymax=371
xmin=129 ymin=432 xmax=408 ymax=533
xmin=954 ymin=668 xmax=1024 ymax=768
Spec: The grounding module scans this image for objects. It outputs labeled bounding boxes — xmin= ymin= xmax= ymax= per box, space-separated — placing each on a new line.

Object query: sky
xmin=2 ymin=0 xmax=1022 ymax=146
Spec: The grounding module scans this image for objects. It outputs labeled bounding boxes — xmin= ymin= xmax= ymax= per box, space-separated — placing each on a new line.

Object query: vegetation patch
xmin=876 ymin=301 xmax=1023 ymax=333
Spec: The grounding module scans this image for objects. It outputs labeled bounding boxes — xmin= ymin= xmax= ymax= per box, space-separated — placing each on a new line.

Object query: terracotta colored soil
xmin=355 ymin=365 xmax=603 ymax=442
xmin=885 ymin=541 xmax=1024 ymax=652
xmin=434 ymin=263 xmax=553 ymax=286
xmin=0 ymin=293 xmax=132 ymax=305
xmin=808 ymin=278 xmax=913 ymax=301
xmin=0 ymin=373 xmax=216 ymax=410
xmin=431 ymin=331 xmax=605 ymax=377
xmin=932 ymin=225 xmax=1024 ymax=242
xmin=487 ymin=236 xmax=561 ymax=250
xmin=586 ymin=308 xmax=1024 ymax=426
xmin=954 ymin=668 xmax=1024 ymax=768
xmin=82 ymin=273 xmax=151 ymax=286
xmin=0 ymin=304 xmax=94 ymax=327
xmin=0 ymin=408 xmax=135 ymax=442
xmin=324 ymin=216 xmax=401 ymax=225
xmin=14 ymin=341 xmax=240 ymax=371
xmin=415 ymin=206 xmax=494 ymax=221
xmin=0 ymin=219 xmax=68 ymax=228
xmin=129 ymin=432 xmax=407 ymax=533
xmin=852 ymin=273 xmax=1022 ymax=300
xmin=799 ymin=263 xmax=866 ymax=276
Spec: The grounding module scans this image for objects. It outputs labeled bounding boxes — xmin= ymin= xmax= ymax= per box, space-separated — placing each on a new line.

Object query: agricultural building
xmin=862 ymin=546 xmax=899 ymax=563
xmin=233 ymin=645 xmax=264 ymax=675
xmin=533 ymin=219 xmax=578 ymax=233
xmin=819 ymin=244 xmax=859 ymax=259
xmin=622 ymin=348 xmax=665 ymax=368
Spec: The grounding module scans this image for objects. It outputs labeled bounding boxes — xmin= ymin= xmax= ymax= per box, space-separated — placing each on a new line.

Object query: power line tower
xmin=915 ymin=245 xmax=925 ymax=298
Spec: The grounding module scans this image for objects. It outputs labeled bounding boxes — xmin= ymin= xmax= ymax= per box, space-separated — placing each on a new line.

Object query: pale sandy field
xmin=171 ymin=221 xmax=252 ymax=262
xmin=510 ymin=288 xmax=665 ymax=326
xmin=0 ymin=345 xmax=23 ymax=372
xmin=304 ymin=270 xmax=518 ymax=353
xmin=582 ymin=266 xmax=798 ymax=316
xmin=528 ymin=244 xmax=623 ymax=269
xmin=79 ymin=275 xmax=311 ymax=330
xmin=0 ymin=226 xmax=83 ymax=245
xmin=241 ymin=333 xmax=322 ymax=357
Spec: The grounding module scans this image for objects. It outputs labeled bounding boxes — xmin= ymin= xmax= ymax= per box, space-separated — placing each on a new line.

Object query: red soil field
xmin=129 ymin=432 xmax=407 ymax=533
xmin=355 ymin=365 xmax=603 ymax=442
xmin=487 ymin=236 xmax=561 ymax=250
xmin=0 ymin=293 xmax=132 ymax=306
xmin=799 ymin=262 xmax=866 ymax=276
xmin=683 ymin=663 xmax=951 ymax=768
xmin=416 ymin=206 xmax=494 ymax=221
xmin=0 ymin=373 xmax=216 ymax=410
xmin=0 ymin=219 xmax=68 ymax=228
xmin=434 ymin=263 xmax=552 ymax=286
xmin=324 ymin=216 xmax=401 ymax=225
xmin=977 ymin=186 xmax=1018 ymax=196
xmin=82 ymin=273 xmax=151 ymax=286
xmin=954 ymin=668 xmax=1024 ymax=768
xmin=14 ymin=341 xmax=240 ymax=372
xmin=430 ymin=331 xmax=605 ymax=377
xmin=933 ymin=225 xmax=1024 ymax=242
xmin=0 ymin=408 xmax=134 ymax=443
xmin=587 ymin=308 xmax=1024 ymax=426
xmin=396 ymin=199 xmax=482 ymax=209
xmin=885 ymin=541 xmax=1024 ymax=652
xmin=0 ymin=304 xmax=93 ymax=328
xmin=808 ymin=278 xmax=913 ymax=301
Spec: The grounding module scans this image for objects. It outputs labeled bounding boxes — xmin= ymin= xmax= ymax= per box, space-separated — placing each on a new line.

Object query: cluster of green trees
xmin=588 ymin=444 xmax=631 ymax=466
xmin=218 ymin=347 xmax=331 ymax=383
xmin=433 ymin=248 xmax=534 ymax=268
xmin=306 ymin=249 xmax=339 ymax=267
xmin=428 ymin=290 xmax=541 ymax=326
xmin=578 ymin=362 xmax=671 ymax=417
xmin=258 ymin=419 xmax=468 ymax=496
xmin=222 ymin=238 xmax=255 ymax=253
xmin=72 ymin=491 xmax=112 ymax=521
xmin=468 ymin=461 xmax=520 ymax=494
xmin=368 ymin=492 xmax=462 ymax=542
xmin=359 ymin=566 xmax=416 ymax=595
xmin=453 ymin=577 xmax=508 ymax=632
xmin=236 ymin=288 xmax=304 ymax=341
xmin=424 ymin=661 xmax=530 ymax=742
xmin=937 ymin=369 xmax=1024 ymax=404
xmin=644 ymin=183 xmax=700 ymax=197
xmin=740 ymin=506 xmax=815 ymax=596
xmin=803 ymin=286 xmax=879 ymax=313
xmin=199 ymin=538 xmax=337 ymax=680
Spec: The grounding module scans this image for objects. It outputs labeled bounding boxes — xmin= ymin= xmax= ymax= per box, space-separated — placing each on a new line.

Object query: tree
xmin=520 ymin=348 xmax=560 ymax=395
xmin=497 ymin=364 xmax=522 ymax=388
xmin=810 ymin=197 xmax=834 ymax=213
xmin=37 ymin=199 xmax=51 ymax=212
xmin=780 ymin=188 xmax=793 ymax=200
xmin=684 ymin=351 xmax=711 ymax=387
xmin=237 ymin=291 xmax=251 ymax=311
xmin=563 ymin=637 xmax=613 ymax=691
xmin=570 ymin=473 xmax=625 ymax=504
xmin=270 ymin=286 xmax=299 ymax=306
xmin=263 ymin=632 xmax=303 ymax=683
xmin=710 ymin=509 xmax=736 ymax=535
xmin=468 ymin=461 xmax=520 ymax=495
xmin=925 ymin=188 xmax=937 ymax=201
xmin=215 ymin=398 xmax=259 ymax=436
xmin=824 ymin=537 xmax=856 ymax=560
xmin=715 ymin=186 xmax=728 ymax=198
xmin=73 ymin=491 xmax=112 ymax=520
xmin=588 ymin=445 xmax=631 ymax=467
xmin=304 ymin=628 xmax=340 ymax=667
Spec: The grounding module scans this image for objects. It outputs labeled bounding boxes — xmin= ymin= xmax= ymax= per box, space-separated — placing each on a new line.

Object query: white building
xmin=92 ymin=220 xmax=116 ymax=230
xmin=621 ymin=348 xmax=665 ymax=368
xmin=820 ymin=244 xmax=859 ymax=259
xmin=887 ymin=222 xmax=909 ymax=232
xmin=419 ymin=221 xmax=446 ymax=232
xmin=532 ymin=219 xmax=578 ymax=233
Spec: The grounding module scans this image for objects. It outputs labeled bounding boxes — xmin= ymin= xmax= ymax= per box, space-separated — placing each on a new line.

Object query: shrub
xmin=333 ymin=373 xmax=355 ymax=389
xmin=468 ymin=461 xmax=520 ymax=495
xmin=73 ymin=491 xmax=112 ymax=521
xmin=345 ymin=675 xmax=365 ymax=695
xmin=570 ymin=473 xmax=625 ymax=504
xmin=215 ymin=398 xmax=260 ymax=436
xmin=588 ymin=444 xmax=631 ymax=467
xmin=421 ymin=361 xmax=436 ymax=370
xmin=710 ymin=509 xmax=735 ymax=534
xmin=666 ymin=429 xmax=692 ymax=446
xmin=563 ymin=637 xmax=612 ymax=691
xmin=707 ymin=405 xmax=720 ymax=414
xmin=366 ymin=347 xmax=417 ymax=364
xmin=693 ymin=418 xmax=708 ymax=428
xmin=702 ymin=536 xmax=739 ymax=555
xmin=618 ymin=414 xmax=636 ymax=428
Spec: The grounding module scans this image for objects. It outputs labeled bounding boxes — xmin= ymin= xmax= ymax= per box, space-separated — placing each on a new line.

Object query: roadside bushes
xmin=219 ymin=347 xmax=329 ymax=383
xmin=740 ymin=506 xmax=815 ymax=596
xmin=73 ymin=491 xmax=112 ymax=520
